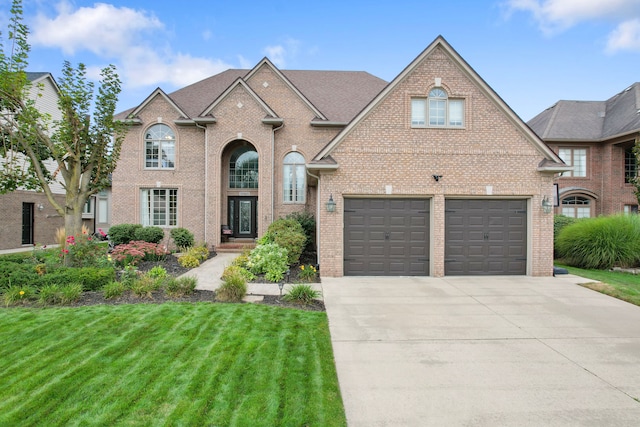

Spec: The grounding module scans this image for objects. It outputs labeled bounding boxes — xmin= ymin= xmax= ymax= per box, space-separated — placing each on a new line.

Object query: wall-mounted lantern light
xmin=542 ymin=196 xmax=552 ymax=214
xmin=326 ymin=194 xmax=336 ymax=212
xmin=37 ymin=204 xmax=44 ymax=211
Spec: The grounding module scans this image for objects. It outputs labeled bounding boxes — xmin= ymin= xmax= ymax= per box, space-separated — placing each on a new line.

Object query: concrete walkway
xmin=322 ymin=275 xmax=640 ymax=426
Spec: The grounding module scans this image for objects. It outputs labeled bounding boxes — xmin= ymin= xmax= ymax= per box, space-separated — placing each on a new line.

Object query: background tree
xmin=0 ymin=0 xmax=126 ymax=240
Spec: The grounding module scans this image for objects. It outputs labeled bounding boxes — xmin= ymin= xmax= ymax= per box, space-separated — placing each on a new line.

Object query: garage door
xmin=344 ymin=198 xmax=429 ymax=276
xmin=445 ymin=199 xmax=527 ymax=275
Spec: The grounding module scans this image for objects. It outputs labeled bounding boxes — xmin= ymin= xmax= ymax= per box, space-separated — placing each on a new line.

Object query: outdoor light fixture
xmin=285 ymin=269 xmax=291 ymax=283
xmin=278 ymin=282 xmax=284 ymax=298
xmin=432 ymin=174 xmax=442 ymax=182
xmin=542 ymin=196 xmax=552 ymax=214
xmin=37 ymin=204 xmax=44 ymax=211
xmin=326 ymin=194 xmax=336 ymax=212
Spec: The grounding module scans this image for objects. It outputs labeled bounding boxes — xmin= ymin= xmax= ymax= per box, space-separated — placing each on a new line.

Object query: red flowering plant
xmin=111 ymin=241 xmax=168 ymax=267
xmin=60 ymin=230 xmax=110 ymax=267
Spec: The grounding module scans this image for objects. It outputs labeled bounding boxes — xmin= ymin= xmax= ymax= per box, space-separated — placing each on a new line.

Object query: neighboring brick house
xmin=0 ymin=73 xmax=111 ymax=250
xmin=113 ymin=36 xmax=567 ymax=277
xmin=528 ymin=82 xmax=640 ymax=218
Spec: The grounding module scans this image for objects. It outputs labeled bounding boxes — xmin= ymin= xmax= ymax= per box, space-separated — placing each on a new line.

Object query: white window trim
xmin=283 ymin=152 xmax=306 ymax=203
xmin=144 ymin=124 xmax=176 ymax=170
xmin=411 ymin=89 xmax=465 ymax=129
xmin=558 ymin=147 xmax=587 ymax=178
xmin=141 ymin=188 xmax=178 ymax=227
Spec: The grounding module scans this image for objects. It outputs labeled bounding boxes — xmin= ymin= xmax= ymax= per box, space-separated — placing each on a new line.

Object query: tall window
xmin=561 ymin=196 xmax=591 ymax=218
xmin=283 ymin=152 xmax=305 ymax=203
xmin=145 ymin=124 xmax=175 ymax=169
xmin=141 ymin=188 xmax=177 ymax=226
xmin=625 ymin=147 xmax=637 ymax=184
xmin=230 ymin=146 xmax=258 ymax=188
xmin=558 ymin=148 xmax=587 ymax=177
xmin=411 ymin=88 xmax=464 ymax=128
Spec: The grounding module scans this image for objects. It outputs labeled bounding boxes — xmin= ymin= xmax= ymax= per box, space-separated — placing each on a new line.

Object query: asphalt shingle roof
xmin=528 ymin=82 xmax=640 ymax=141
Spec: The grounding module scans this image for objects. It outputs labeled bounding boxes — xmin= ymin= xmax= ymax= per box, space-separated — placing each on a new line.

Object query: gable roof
xmin=116 ymin=67 xmax=387 ymax=123
xmin=200 ymin=77 xmax=279 ymax=120
xmin=313 ymin=35 xmax=564 ymax=165
xmin=528 ymin=82 xmax=640 ymax=141
xmin=125 ymin=87 xmax=190 ymax=122
xmin=26 ymin=72 xmax=60 ymax=93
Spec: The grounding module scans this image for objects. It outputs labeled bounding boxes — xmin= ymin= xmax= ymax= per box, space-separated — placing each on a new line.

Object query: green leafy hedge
xmin=0 ymin=262 xmax=115 ymax=291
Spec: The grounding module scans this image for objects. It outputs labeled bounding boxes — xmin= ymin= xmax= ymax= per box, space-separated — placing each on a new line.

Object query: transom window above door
xmin=144 ymin=124 xmax=175 ymax=169
xmin=411 ymin=87 xmax=464 ymax=128
xmin=230 ymin=146 xmax=258 ymax=189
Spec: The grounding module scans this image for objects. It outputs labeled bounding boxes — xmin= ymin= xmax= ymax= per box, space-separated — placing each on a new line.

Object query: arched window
xmin=411 ymin=87 xmax=464 ymax=128
xmin=283 ymin=152 xmax=305 ymax=203
xmin=145 ymin=124 xmax=175 ymax=169
xmin=561 ymin=196 xmax=591 ymax=218
xmin=229 ymin=146 xmax=258 ymax=189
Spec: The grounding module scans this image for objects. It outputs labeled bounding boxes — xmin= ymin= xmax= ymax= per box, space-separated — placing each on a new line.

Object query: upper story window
xmin=411 ymin=88 xmax=464 ymax=128
xmin=145 ymin=124 xmax=175 ymax=169
xmin=558 ymin=148 xmax=587 ymax=177
xmin=625 ymin=147 xmax=637 ymax=184
xmin=230 ymin=146 xmax=258 ymax=189
xmin=283 ymin=152 xmax=305 ymax=203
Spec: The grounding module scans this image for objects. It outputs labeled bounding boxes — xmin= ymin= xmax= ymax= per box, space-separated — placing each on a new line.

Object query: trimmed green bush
xmin=170 ymin=227 xmax=195 ymax=249
xmin=222 ymin=265 xmax=255 ymax=282
xmin=246 ymin=243 xmax=288 ymax=282
xmin=108 ymin=224 xmax=142 ymax=246
xmin=260 ymin=218 xmax=306 ymax=265
xmin=178 ymin=254 xmax=200 ymax=268
xmin=134 ymin=226 xmax=165 ymax=244
xmin=285 ymin=211 xmax=316 ymax=251
xmin=40 ymin=267 xmax=116 ymax=291
xmin=555 ymin=214 xmax=640 ymax=269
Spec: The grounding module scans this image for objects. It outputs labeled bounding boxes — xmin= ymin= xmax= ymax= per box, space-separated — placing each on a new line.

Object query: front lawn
xmin=557 ymin=263 xmax=640 ymax=306
xmin=0 ymin=303 xmax=346 ymax=426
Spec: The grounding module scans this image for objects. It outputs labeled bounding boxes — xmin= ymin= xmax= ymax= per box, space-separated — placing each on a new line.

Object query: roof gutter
xmin=310 ymin=121 xmax=348 ymax=128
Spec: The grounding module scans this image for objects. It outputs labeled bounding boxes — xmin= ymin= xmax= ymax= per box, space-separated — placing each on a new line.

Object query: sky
xmin=2 ymin=0 xmax=640 ymax=121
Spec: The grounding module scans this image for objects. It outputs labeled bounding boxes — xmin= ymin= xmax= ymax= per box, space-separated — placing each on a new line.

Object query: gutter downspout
xmin=271 ymin=123 xmax=284 ymax=224
xmin=306 ymin=169 xmax=321 ymax=267
xmin=194 ymin=122 xmax=208 ymax=242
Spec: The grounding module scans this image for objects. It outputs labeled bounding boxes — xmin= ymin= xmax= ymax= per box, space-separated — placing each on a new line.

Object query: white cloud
xmin=503 ymin=0 xmax=640 ymax=52
xmin=262 ymin=38 xmax=301 ymax=68
xmin=29 ymin=1 xmax=233 ymax=89
xmin=607 ymin=19 xmax=640 ymax=53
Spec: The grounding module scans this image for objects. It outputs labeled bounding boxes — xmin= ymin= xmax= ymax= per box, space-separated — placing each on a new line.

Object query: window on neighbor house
xmin=411 ymin=88 xmax=464 ymax=128
xmin=141 ymin=188 xmax=177 ymax=227
xmin=144 ymin=124 xmax=175 ymax=169
xmin=229 ymin=146 xmax=258 ymax=189
xmin=561 ymin=196 xmax=591 ymax=218
xmin=558 ymin=148 xmax=587 ymax=177
xmin=283 ymin=152 xmax=305 ymax=203
xmin=624 ymin=205 xmax=638 ymax=214
xmin=625 ymin=147 xmax=637 ymax=184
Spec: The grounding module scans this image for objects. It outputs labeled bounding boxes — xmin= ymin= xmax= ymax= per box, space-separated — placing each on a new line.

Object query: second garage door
xmin=445 ymin=199 xmax=527 ymax=275
xmin=344 ymin=198 xmax=430 ymax=276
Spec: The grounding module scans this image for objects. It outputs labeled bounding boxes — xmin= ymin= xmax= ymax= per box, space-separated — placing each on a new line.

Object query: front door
xmin=22 ymin=202 xmax=34 ymax=245
xmin=228 ymin=196 xmax=257 ymax=238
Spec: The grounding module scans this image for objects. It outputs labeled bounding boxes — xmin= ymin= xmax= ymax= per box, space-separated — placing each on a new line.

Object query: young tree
xmin=0 ymin=0 xmax=126 ymax=241
xmin=631 ymin=134 xmax=640 ymax=206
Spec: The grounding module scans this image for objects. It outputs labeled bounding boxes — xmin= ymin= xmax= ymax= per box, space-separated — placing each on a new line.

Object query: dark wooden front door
xmin=228 ymin=196 xmax=257 ymax=238
xmin=22 ymin=202 xmax=34 ymax=245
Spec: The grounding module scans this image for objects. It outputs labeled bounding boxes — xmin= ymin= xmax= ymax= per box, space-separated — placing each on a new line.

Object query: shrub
xmin=0 ymin=262 xmax=39 ymax=288
xmin=216 ymin=271 xmax=247 ymax=302
xmin=38 ymin=284 xmax=62 ymax=306
xmin=103 ymin=281 xmax=125 ymax=299
xmin=120 ymin=265 xmax=139 ymax=286
xmin=60 ymin=283 xmax=83 ymax=304
xmin=554 ymin=215 xmax=579 ymax=240
xmin=3 ymin=285 xmax=35 ymax=306
xmin=165 ymin=276 xmax=198 ymax=297
xmin=297 ymin=264 xmax=318 ymax=282
xmin=260 ymin=219 xmax=306 ymax=265
xmin=283 ymin=284 xmax=320 ymax=305
xmin=170 ymin=227 xmax=195 ymax=249
xmin=111 ymin=241 xmax=168 ymax=266
xmin=555 ymin=214 xmax=640 ymax=269
xmin=285 ymin=211 xmax=316 ymax=250
xmin=178 ymin=254 xmax=200 ymax=268
xmin=134 ymin=226 xmax=165 ymax=244
xmin=222 ymin=265 xmax=255 ymax=282
xmin=246 ymin=243 xmax=288 ymax=282
xmin=186 ymin=245 xmax=209 ymax=262
xmin=108 ymin=224 xmax=143 ymax=246
xmin=63 ymin=232 xmax=109 ymax=267
xmin=40 ymin=267 xmax=115 ymax=292
xmin=231 ymin=250 xmax=251 ymax=269
xmin=130 ymin=275 xmax=161 ymax=298
xmin=147 ymin=266 xmax=168 ymax=279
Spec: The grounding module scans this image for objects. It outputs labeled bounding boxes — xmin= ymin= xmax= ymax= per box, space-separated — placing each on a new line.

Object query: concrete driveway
xmin=322 ymin=275 xmax=640 ymax=426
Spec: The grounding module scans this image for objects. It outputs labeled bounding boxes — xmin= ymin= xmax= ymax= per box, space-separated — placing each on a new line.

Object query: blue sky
xmin=2 ymin=0 xmax=640 ymax=121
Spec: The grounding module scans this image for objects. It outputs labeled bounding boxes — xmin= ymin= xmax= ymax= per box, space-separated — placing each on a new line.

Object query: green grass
xmin=557 ymin=263 xmax=640 ymax=306
xmin=0 ymin=303 xmax=346 ymax=426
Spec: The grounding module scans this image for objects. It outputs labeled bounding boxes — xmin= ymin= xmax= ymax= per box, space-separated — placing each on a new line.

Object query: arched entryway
xmin=221 ymin=141 xmax=258 ymax=239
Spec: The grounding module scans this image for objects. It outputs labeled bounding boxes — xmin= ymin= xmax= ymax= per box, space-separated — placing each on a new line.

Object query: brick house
xmin=113 ymin=36 xmax=567 ymax=276
xmin=0 ymin=72 xmax=112 ymax=250
xmin=528 ymin=82 xmax=640 ymax=217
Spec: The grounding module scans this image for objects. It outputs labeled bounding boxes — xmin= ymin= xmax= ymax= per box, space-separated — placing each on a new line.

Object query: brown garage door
xmin=445 ymin=199 xmax=527 ymax=275
xmin=344 ymin=198 xmax=429 ymax=276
